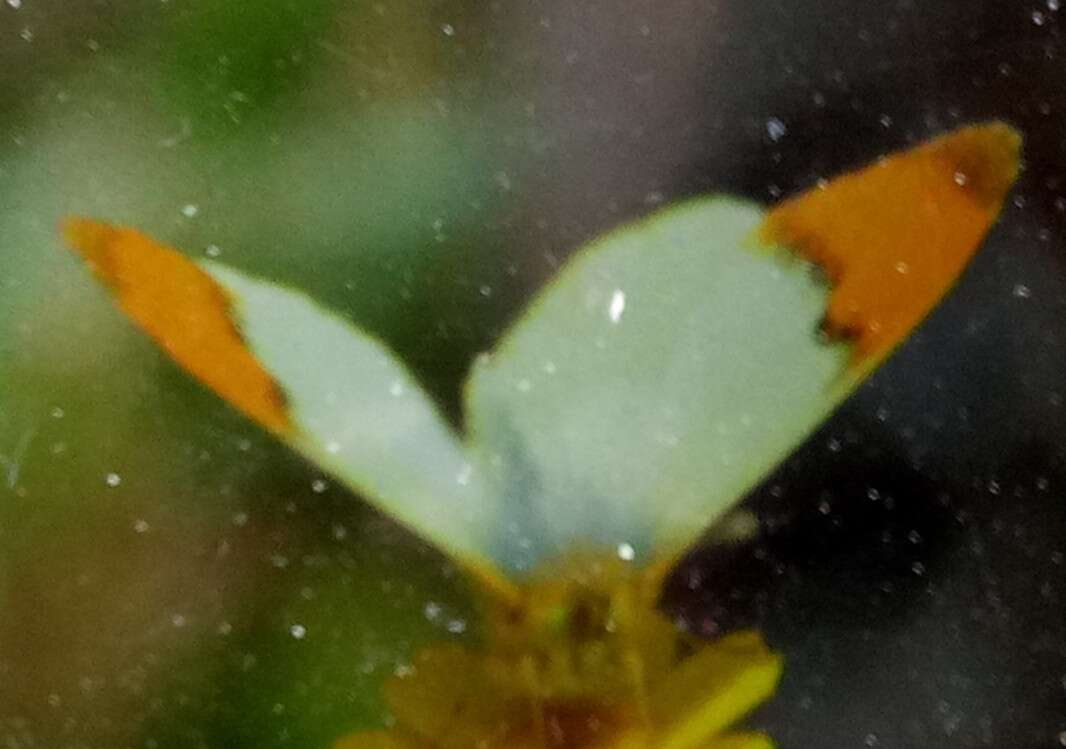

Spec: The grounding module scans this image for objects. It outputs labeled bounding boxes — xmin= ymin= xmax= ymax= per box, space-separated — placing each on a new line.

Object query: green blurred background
xmin=0 ymin=2 xmax=523 ymax=746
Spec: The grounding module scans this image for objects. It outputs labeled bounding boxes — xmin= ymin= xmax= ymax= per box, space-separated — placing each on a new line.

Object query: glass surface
xmin=1 ymin=2 xmax=1063 ymax=747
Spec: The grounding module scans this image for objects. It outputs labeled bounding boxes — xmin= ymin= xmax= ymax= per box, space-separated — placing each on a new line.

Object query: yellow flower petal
xmin=650 ymin=631 xmax=783 ymax=749
xmin=384 ymin=645 xmax=520 ymax=747
xmin=703 ymin=731 xmax=777 ymax=749
xmin=331 ymin=729 xmax=421 ymax=748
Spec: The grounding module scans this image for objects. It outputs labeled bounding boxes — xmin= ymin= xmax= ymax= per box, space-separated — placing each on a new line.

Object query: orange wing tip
xmin=759 ymin=122 xmax=1022 ymax=370
xmin=62 ymin=217 xmax=292 ymax=434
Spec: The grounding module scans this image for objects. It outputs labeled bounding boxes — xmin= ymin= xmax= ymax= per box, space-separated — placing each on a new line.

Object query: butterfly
xmin=63 ymin=122 xmax=1021 ymax=749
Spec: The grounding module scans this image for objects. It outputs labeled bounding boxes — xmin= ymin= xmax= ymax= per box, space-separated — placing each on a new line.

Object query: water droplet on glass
xmin=608 ymin=289 xmax=626 ymax=323
xmin=766 ymin=117 xmax=787 ymax=142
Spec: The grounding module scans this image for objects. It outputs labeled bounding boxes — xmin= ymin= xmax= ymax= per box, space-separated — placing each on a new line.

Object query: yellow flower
xmin=334 ymin=555 xmax=782 ymax=749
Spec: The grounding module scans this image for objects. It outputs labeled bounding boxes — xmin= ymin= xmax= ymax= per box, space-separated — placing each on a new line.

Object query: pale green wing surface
xmin=464 ymin=198 xmax=852 ymax=571
xmin=203 ymin=263 xmax=498 ymax=570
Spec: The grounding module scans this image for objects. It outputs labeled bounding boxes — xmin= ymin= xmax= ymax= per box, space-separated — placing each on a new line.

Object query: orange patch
xmin=63 ymin=218 xmax=291 ymax=434
xmin=760 ymin=122 xmax=1022 ymax=369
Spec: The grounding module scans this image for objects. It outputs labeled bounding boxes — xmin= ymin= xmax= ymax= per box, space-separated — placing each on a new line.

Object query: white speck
xmin=181 ymin=203 xmax=199 ymax=218
xmin=455 ymin=463 xmax=473 ymax=486
xmin=818 ymin=499 xmax=832 ymax=515
xmin=87 ymin=38 xmax=100 ymax=52
xmin=105 ymin=472 xmax=122 ymax=487
xmin=326 ymin=440 xmax=341 ymax=454
xmin=479 ymin=285 xmax=492 ymax=297
xmin=233 ymin=511 xmax=249 ymax=527
xmin=1049 ymin=0 xmax=1060 ymax=11
xmin=617 ymin=542 xmax=636 ymax=561
xmin=205 ymin=244 xmax=222 ymax=258
xmin=608 ymin=289 xmax=626 ymax=323
xmin=133 ymin=519 xmax=150 ymax=534
xmin=217 ymin=621 xmax=232 ymax=636
xmin=19 ymin=26 xmax=32 ymax=42
xmin=446 ymin=618 xmax=467 ymax=634
xmin=311 ymin=479 xmax=328 ymax=493
xmin=271 ymin=554 xmax=289 ymax=569
xmin=50 ymin=406 xmax=64 ymax=419
xmin=289 ymin=624 xmax=306 ymax=639
xmin=542 ymin=361 xmax=557 ymax=375
xmin=389 ymin=381 xmax=405 ymax=397
xmin=441 ymin=23 xmax=455 ymax=36
xmin=911 ymin=561 xmax=926 ymax=576
xmin=1058 ymin=730 xmax=1066 ymax=747
xmin=1013 ymin=283 xmax=1032 ymax=298
xmin=864 ymin=734 xmax=879 ymax=747
xmin=6 ymin=0 xmax=21 ymax=9
xmin=1032 ymin=9 xmax=1047 ymax=25
xmin=954 ymin=171 xmax=968 ymax=186
xmin=171 ymin=613 xmax=187 ymax=628
xmin=332 ymin=523 xmax=348 ymax=540
xmin=644 ymin=190 xmax=664 ymax=205
xmin=894 ymin=261 xmax=910 ymax=274
xmin=424 ymin=601 xmax=442 ymax=620
xmin=515 ymin=379 xmax=532 ymax=393
xmin=766 ymin=117 xmax=787 ymax=142
xmin=879 ymin=114 xmax=893 ymax=129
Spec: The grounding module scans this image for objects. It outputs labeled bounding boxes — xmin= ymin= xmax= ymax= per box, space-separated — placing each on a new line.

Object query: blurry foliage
xmin=0 ymin=0 xmax=514 ymax=746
